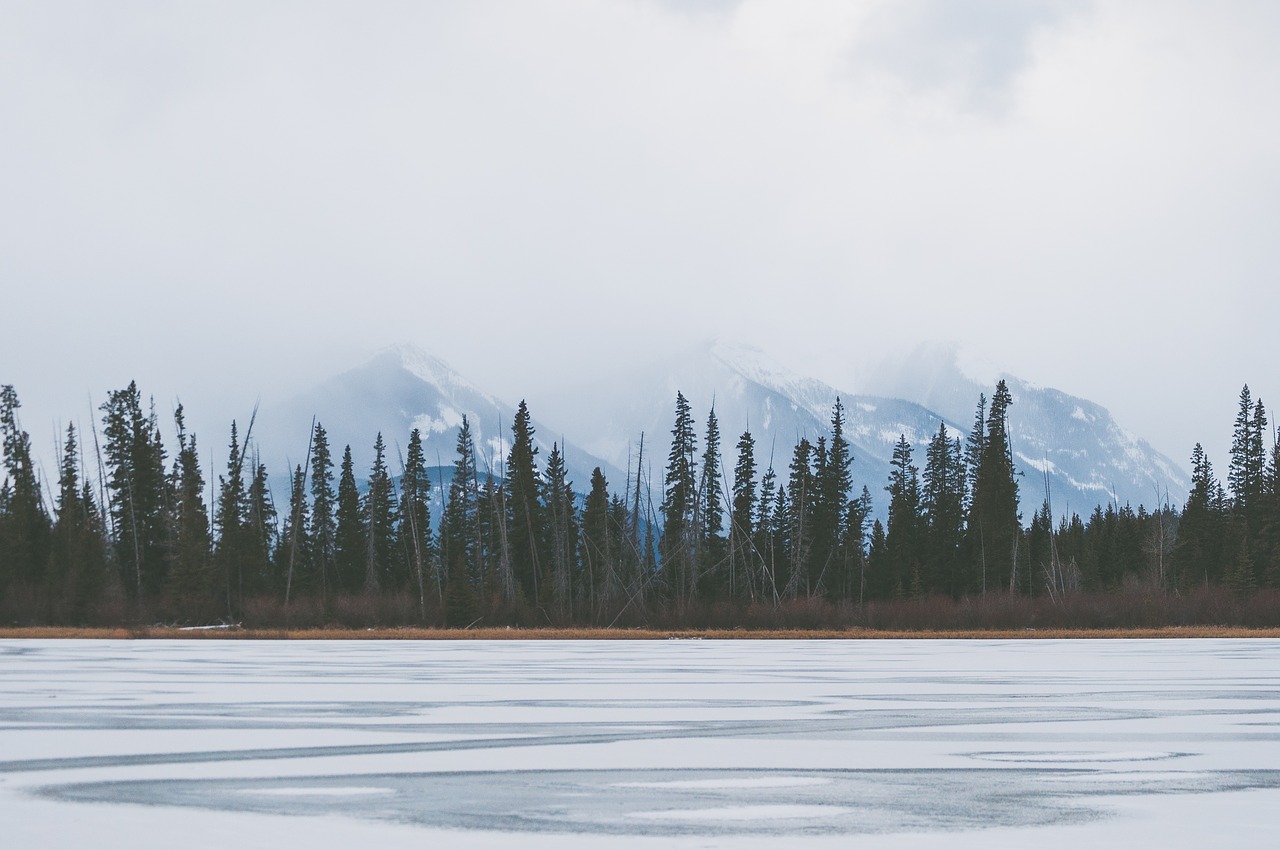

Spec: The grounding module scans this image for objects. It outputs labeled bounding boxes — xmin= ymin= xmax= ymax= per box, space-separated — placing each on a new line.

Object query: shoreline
xmin=2 ymin=625 xmax=1279 ymax=640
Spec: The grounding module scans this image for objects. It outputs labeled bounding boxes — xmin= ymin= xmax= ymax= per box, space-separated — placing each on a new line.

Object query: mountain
xmin=256 ymin=344 xmax=623 ymax=493
xmin=860 ymin=342 xmax=1190 ymax=517
xmin=539 ymin=340 xmax=961 ymax=519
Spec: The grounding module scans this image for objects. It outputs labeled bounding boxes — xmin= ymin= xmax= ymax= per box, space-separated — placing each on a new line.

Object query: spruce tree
xmin=729 ymin=430 xmax=757 ymax=600
xmin=922 ymin=421 xmax=965 ymax=597
xmin=505 ymin=401 xmax=545 ymax=604
xmin=659 ymin=392 xmax=698 ymax=602
xmin=46 ymin=424 xmax=107 ymax=623
xmin=967 ymin=381 xmax=1020 ymax=594
xmin=1172 ymin=443 xmax=1227 ymax=588
xmin=333 ymin=445 xmax=366 ymax=594
xmin=363 ymin=433 xmax=397 ymax=594
xmin=278 ymin=464 xmax=311 ymax=602
xmin=813 ymin=400 xmax=853 ymax=598
xmin=542 ymin=442 xmax=577 ymax=620
xmin=885 ymin=434 xmax=922 ymax=598
xmin=397 ymin=428 xmax=435 ymax=612
xmin=245 ymin=460 xmax=277 ymax=595
xmin=213 ymin=422 xmax=249 ymax=618
xmin=100 ymin=383 xmax=169 ymax=599
xmin=580 ymin=467 xmax=611 ymax=619
xmin=308 ymin=424 xmax=336 ymax=601
xmin=0 ymin=385 xmax=51 ymax=592
xmin=165 ymin=406 xmax=213 ymax=617
xmin=441 ymin=417 xmax=480 ymax=624
xmin=785 ymin=438 xmax=815 ymax=597
xmin=697 ymin=406 xmax=725 ymax=596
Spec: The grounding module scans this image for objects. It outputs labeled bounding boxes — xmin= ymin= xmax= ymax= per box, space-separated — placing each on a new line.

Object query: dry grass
xmin=3 ymin=625 xmax=1279 ymax=640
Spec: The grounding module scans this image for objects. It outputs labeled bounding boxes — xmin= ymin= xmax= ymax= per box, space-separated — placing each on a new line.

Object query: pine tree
xmin=659 ymin=392 xmax=698 ymax=603
xmin=1172 ymin=443 xmax=1227 ymax=589
xmin=442 ymin=417 xmax=480 ymax=625
xmin=46 ymin=424 xmax=107 ymax=623
xmin=397 ymin=428 xmax=435 ymax=613
xmin=729 ymin=430 xmax=757 ymax=600
xmin=697 ymin=406 xmax=725 ymax=597
xmin=278 ymin=464 xmax=311 ymax=602
xmin=308 ymin=424 xmax=336 ymax=601
xmin=542 ymin=442 xmax=577 ymax=620
xmin=213 ymin=422 xmax=249 ymax=618
xmin=785 ymin=437 xmax=815 ymax=597
xmin=885 ymin=434 xmax=922 ymax=598
xmin=245 ymin=460 xmax=277 ymax=595
xmin=580 ymin=467 xmax=612 ymax=619
xmin=0 ymin=385 xmax=51 ymax=593
xmin=506 ymin=401 xmax=545 ymax=604
xmin=922 ymin=421 xmax=966 ymax=597
xmin=100 ymin=382 xmax=169 ymax=599
xmin=363 ymin=433 xmax=397 ymax=594
xmin=165 ymin=406 xmax=213 ymax=617
xmin=755 ymin=464 xmax=779 ymax=603
xmin=333 ymin=445 xmax=366 ymax=594
xmin=967 ymin=381 xmax=1020 ymax=594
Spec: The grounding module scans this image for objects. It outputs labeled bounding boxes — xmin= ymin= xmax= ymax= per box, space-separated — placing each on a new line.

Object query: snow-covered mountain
xmin=261 ymin=340 xmax=1189 ymax=523
xmin=861 ymin=342 xmax=1190 ymax=517
xmin=257 ymin=344 xmax=622 ymax=492
xmin=539 ymin=340 xmax=961 ymax=517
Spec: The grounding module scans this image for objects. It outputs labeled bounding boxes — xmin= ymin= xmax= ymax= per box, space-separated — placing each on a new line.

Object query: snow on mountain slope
xmin=862 ymin=342 xmax=1190 ymax=516
xmin=257 ymin=344 xmax=622 ymax=492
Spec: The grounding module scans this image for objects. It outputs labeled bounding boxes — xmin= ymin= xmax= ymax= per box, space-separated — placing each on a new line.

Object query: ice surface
xmin=3 ymin=638 xmax=1280 ymax=849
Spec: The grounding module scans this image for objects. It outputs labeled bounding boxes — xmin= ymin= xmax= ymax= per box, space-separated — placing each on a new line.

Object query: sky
xmin=2 ymin=0 xmax=1278 ymax=472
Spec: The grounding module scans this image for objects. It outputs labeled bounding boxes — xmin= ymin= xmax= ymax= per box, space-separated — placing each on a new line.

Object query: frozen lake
xmin=3 ymin=638 xmax=1280 ymax=849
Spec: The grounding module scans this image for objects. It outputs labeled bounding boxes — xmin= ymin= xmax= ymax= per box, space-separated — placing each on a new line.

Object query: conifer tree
xmin=397 ymin=428 xmax=435 ymax=611
xmin=542 ymin=442 xmax=577 ymax=619
xmin=46 ymin=424 xmax=107 ymax=623
xmin=812 ymin=400 xmax=853 ymax=597
xmin=506 ymin=401 xmax=545 ymax=604
xmin=659 ymin=392 xmax=698 ymax=602
xmin=785 ymin=438 xmax=815 ymax=597
xmin=333 ymin=445 xmax=366 ymax=593
xmin=165 ymin=406 xmax=213 ymax=616
xmin=100 ymin=382 xmax=169 ymax=599
xmin=968 ymin=381 xmax=1020 ymax=594
xmin=0 ymin=385 xmax=51 ymax=592
xmin=245 ymin=460 xmax=277 ymax=595
xmin=442 ymin=417 xmax=480 ymax=624
xmin=697 ymin=406 xmax=725 ymax=596
xmin=278 ymin=464 xmax=311 ymax=601
xmin=1172 ymin=443 xmax=1227 ymax=588
xmin=363 ymin=433 xmax=397 ymax=594
xmin=308 ymin=424 xmax=336 ymax=600
xmin=213 ymin=422 xmax=249 ymax=617
xmin=729 ymin=430 xmax=757 ymax=600
xmin=885 ymin=434 xmax=922 ymax=598
xmin=922 ymin=421 xmax=966 ymax=597
xmin=580 ymin=467 xmax=612 ymax=619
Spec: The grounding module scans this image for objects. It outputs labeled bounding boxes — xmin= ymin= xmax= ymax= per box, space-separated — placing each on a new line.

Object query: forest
xmin=1 ymin=380 xmax=1278 ymax=630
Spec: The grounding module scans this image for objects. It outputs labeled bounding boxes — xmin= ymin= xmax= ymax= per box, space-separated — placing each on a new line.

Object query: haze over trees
xmin=1 ymin=379 xmax=1279 ymax=629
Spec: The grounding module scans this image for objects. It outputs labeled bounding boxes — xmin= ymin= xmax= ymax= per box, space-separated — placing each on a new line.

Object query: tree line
xmin=1 ymin=380 xmax=1278 ymax=628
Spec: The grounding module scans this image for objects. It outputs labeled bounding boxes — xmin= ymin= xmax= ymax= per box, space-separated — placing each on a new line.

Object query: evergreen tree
xmin=278 ymin=464 xmax=311 ymax=602
xmin=580 ymin=467 xmax=612 ymax=619
xmin=363 ymin=433 xmax=397 ymax=594
xmin=542 ymin=442 xmax=577 ymax=620
xmin=46 ymin=424 xmax=107 ymax=623
xmin=213 ymin=422 xmax=249 ymax=618
xmin=1172 ymin=443 xmax=1227 ymax=588
xmin=165 ymin=406 xmax=213 ymax=616
xmin=968 ymin=382 xmax=1020 ymax=594
xmin=755 ymin=464 xmax=780 ymax=603
xmin=785 ymin=437 xmax=815 ymax=597
xmin=100 ymin=382 xmax=169 ymax=599
xmin=397 ymin=428 xmax=435 ymax=612
xmin=505 ymin=401 xmax=545 ymax=604
xmin=729 ymin=430 xmax=757 ymax=600
xmin=245 ymin=460 xmax=277 ymax=595
xmin=922 ymin=421 xmax=966 ymax=597
xmin=1228 ymin=386 xmax=1267 ymax=514
xmin=0 ymin=385 xmax=51 ymax=592
xmin=308 ymin=424 xmax=336 ymax=601
xmin=885 ymin=434 xmax=922 ymax=598
xmin=659 ymin=392 xmax=698 ymax=602
xmin=697 ymin=406 xmax=725 ymax=596
xmin=813 ymin=400 xmax=854 ymax=599
xmin=333 ymin=445 xmax=366 ymax=593
xmin=441 ymin=417 xmax=480 ymax=624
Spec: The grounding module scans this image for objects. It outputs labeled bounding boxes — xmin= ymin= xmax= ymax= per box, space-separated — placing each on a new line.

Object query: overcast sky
xmin=2 ymin=0 xmax=1277 ymax=470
